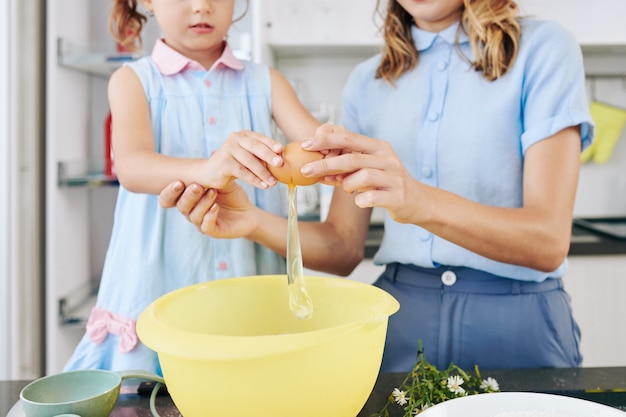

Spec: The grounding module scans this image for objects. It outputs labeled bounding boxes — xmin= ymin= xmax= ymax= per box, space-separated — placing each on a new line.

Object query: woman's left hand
xmin=197 ymin=181 xmax=261 ymax=238
xmin=301 ymin=124 xmax=420 ymax=224
xmin=159 ymin=180 xmax=260 ymax=238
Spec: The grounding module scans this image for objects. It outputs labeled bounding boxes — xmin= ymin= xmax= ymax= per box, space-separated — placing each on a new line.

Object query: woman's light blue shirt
xmin=341 ymin=19 xmax=594 ymax=282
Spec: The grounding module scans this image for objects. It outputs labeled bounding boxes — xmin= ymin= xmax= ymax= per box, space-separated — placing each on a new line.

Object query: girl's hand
xmin=301 ymin=124 xmax=421 ymax=224
xmin=204 ymin=130 xmax=284 ymax=190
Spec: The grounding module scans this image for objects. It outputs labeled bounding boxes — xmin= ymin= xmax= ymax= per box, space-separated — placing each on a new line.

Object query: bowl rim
xmin=20 ymin=369 xmax=121 ymax=406
xmin=136 ymin=275 xmax=399 ymax=360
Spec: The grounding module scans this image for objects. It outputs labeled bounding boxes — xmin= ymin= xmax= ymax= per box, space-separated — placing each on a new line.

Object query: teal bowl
xmin=20 ymin=369 xmax=121 ymax=417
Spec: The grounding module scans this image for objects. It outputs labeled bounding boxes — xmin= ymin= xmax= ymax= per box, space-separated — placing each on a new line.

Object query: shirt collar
xmin=151 ymin=39 xmax=245 ymax=75
xmin=412 ymin=22 xmax=468 ymax=51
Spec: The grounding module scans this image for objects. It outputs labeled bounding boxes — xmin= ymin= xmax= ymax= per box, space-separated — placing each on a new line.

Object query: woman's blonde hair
xmin=375 ymin=0 xmax=521 ymax=84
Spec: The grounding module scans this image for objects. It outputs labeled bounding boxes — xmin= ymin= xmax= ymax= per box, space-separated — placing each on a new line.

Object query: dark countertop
xmin=360 ymin=367 xmax=626 ymax=416
xmin=364 ymin=222 xmax=626 ymax=259
xmin=569 ymin=223 xmax=626 ymax=255
xmin=4 ymin=367 xmax=626 ymax=416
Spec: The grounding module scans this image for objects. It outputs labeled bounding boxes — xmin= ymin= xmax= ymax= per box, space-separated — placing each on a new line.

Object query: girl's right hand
xmin=204 ymin=130 xmax=284 ymax=190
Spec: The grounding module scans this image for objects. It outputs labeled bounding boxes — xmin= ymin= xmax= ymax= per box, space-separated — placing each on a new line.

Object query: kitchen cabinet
xmin=252 ymin=0 xmax=382 ymax=124
xmin=260 ymin=0 xmax=381 ymax=48
xmin=564 ymin=255 xmax=626 ymax=367
xmin=517 ymin=0 xmax=626 ymax=46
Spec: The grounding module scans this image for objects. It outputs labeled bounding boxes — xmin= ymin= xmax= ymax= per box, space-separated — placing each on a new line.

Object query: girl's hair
xmin=375 ymin=0 xmax=521 ymax=84
xmin=109 ymin=0 xmax=148 ymax=53
xmin=108 ymin=0 xmax=250 ymax=53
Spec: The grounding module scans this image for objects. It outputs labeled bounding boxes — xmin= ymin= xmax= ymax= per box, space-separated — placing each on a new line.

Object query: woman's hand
xmin=301 ymin=124 xmax=421 ymax=224
xmin=197 ymin=181 xmax=260 ymax=238
xmin=159 ymin=181 xmax=216 ymax=228
xmin=159 ymin=180 xmax=259 ymax=238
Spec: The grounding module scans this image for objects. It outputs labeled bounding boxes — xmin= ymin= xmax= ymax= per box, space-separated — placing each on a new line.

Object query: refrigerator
xmin=0 ymin=0 xmax=45 ymax=380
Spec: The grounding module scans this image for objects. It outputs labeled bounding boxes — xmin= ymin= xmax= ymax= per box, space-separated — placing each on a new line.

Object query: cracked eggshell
xmin=269 ymin=142 xmax=324 ymax=186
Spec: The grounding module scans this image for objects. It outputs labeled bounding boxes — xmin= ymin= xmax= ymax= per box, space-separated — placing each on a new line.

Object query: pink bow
xmin=86 ymin=307 xmax=139 ymax=353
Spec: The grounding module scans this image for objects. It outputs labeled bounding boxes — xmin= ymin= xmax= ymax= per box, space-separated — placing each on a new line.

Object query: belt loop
xmin=511 ymin=280 xmax=521 ymax=295
xmin=555 ymin=278 xmax=563 ymax=290
xmin=387 ymin=263 xmax=399 ymax=282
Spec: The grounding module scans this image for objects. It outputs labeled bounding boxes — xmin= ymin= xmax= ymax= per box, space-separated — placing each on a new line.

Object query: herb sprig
xmin=373 ymin=341 xmax=500 ymax=416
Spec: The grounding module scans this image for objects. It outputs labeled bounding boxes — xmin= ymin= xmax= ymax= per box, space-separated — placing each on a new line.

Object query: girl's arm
xmin=109 ymin=66 xmax=283 ymax=194
xmin=252 ymin=68 xmax=371 ymax=275
xmin=267 ymin=67 xmax=321 ymax=142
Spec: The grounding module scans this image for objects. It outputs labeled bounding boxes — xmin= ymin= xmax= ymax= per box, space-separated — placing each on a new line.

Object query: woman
xmin=160 ymin=0 xmax=594 ymax=372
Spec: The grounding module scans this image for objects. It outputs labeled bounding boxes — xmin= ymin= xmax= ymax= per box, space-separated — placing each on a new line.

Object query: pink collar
xmin=151 ymin=39 xmax=245 ymax=75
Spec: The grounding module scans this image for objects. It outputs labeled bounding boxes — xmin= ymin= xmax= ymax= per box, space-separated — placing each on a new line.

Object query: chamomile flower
xmin=480 ymin=377 xmax=500 ymax=392
xmin=375 ymin=341 xmax=500 ymax=417
xmin=392 ymin=388 xmax=408 ymax=406
xmin=447 ymin=375 xmax=466 ymax=395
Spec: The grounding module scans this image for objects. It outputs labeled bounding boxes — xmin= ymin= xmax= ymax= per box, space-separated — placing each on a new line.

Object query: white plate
xmin=419 ymin=392 xmax=626 ymax=417
xmin=6 ymin=401 xmax=24 ymax=417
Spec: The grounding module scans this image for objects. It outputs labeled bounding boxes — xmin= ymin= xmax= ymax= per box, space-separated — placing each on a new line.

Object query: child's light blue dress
xmin=64 ymin=40 xmax=286 ymax=374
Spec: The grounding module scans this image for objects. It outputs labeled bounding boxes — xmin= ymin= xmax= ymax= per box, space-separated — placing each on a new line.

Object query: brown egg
xmin=269 ymin=142 xmax=324 ymax=186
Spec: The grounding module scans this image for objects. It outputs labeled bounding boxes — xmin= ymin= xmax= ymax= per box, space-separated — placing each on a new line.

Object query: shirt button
xmin=419 ymin=230 xmax=431 ymax=240
xmin=208 ymin=116 xmax=217 ymax=125
xmin=441 ymin=270 xmax=457 ymax=286
xmin=427 ymin=111 xmax=439 ymax=122
xmin=218 ymin=261 xmax=228 ymax=271
xmin=436 ymin=61 xmax=447 ymax=71
xmin=204 ymin=79 xmax=212 ymax=87
xmin=421 ymin=167 xmax=432 ymax=178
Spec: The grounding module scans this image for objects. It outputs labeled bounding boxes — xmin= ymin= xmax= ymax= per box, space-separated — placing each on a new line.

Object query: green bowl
xmin=20 ymin=369 xmax=121 ymax=417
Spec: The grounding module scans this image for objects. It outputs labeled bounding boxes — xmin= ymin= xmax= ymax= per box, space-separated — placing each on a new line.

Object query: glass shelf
xmin=58 ymin=282 xmax=98 ymax=326
xmin=57 ymin=37 xmax=141 ymax=77
xmin=58 ymin=160 xmax=118 ymax=188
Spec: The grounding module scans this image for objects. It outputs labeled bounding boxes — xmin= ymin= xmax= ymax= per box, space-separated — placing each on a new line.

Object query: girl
xmin=162 ymin=0 xmax=595 ymax=373
xmin=64 ymin=0 xmax=319 ymax=374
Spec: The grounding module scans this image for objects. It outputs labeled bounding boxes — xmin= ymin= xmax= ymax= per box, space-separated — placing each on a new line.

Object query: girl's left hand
xmin=301 ymin=124 xmax=421 ymax=224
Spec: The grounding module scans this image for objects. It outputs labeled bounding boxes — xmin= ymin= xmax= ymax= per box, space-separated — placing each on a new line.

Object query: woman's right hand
xmin=301 ymin=124 xmax=422 ymax=225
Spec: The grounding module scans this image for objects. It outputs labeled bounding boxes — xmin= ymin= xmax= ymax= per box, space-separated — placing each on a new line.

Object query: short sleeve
xmin=519 ymin=20 xmax=595 ymax=154
xmin=340 ymin=56 xmax=380 ymax=134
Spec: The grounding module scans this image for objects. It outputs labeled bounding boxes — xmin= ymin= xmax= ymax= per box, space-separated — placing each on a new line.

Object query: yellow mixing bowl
xmin=136 ymin=274 xmax=399 ymax=417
